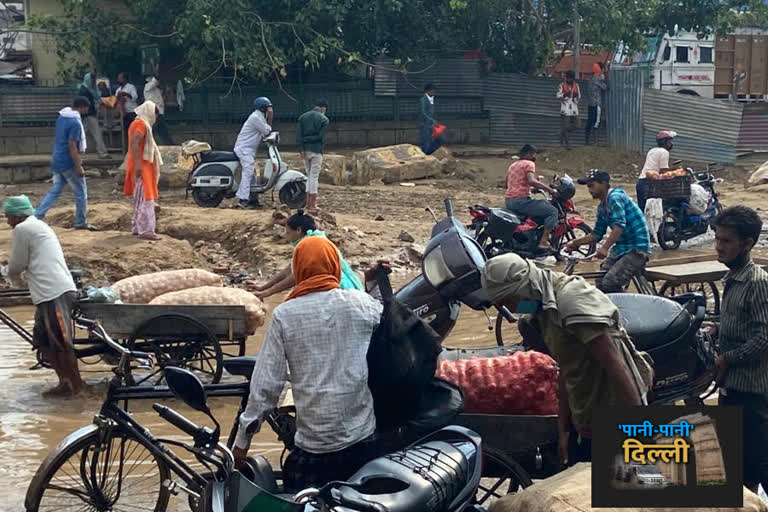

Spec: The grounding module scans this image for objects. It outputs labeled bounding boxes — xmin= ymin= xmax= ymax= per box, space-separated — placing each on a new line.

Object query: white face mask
xmin=426 ymin=93 xmax=434 ymax=105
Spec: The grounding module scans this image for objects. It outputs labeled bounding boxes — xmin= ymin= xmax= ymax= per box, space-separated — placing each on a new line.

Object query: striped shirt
xmin=593 ymin=188 xmax=651 ymax=258
xmin=720 ymin=260 xmax=768 ymax=394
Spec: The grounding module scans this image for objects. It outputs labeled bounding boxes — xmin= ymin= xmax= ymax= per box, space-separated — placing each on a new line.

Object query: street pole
xmin=574 ymin=4 xmax=581 ymax=79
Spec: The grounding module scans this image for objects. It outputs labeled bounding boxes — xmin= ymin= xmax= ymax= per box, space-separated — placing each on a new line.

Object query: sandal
xmin=139 ymin=233 xmax=162 ymax=241
xmin=74 ymin=224 xmax=98 ymax=232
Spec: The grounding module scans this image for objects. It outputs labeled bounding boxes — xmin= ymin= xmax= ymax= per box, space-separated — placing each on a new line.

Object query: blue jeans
xmin=36 ymin=169 xmax=87 ymax=227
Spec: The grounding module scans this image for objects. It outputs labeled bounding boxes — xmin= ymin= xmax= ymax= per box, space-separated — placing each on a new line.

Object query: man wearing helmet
xmin=233 ymin=97 xmax=273 ymax=209
xmin=637 ymin=130 xmax=676 ymax=212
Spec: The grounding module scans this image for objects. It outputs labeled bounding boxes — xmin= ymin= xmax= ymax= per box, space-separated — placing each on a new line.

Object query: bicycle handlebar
xmin=153 ymin=403 xmax=201 ymax=438
xmin=560 ymin=248 xmax=598 ymax=263
xmin=76 ymin=317 xmax=154 ymax=368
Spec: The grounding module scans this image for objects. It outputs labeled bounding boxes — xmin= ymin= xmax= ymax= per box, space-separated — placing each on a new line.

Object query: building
xmin=550 ymin=51 xmax=613 ymax=79
xmin=0 ymin=2 xmax=32 ymax=82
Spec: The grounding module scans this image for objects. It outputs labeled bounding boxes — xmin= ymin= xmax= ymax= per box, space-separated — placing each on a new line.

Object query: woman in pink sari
xmin=124 ymin=101 xmax=163 ymax=240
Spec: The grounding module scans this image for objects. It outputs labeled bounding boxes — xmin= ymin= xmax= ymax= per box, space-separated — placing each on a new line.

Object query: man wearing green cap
xmin=3 ymin=195 xmax=84 ymax=396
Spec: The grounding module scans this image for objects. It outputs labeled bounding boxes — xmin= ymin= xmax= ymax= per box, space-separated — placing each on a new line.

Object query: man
xmin=504 ymin=144 xmax=559 ymax=253
xmin=77 ymin=72 xmax=109 ymax=159
xmin=296 ymin=99 xmax=330 ymax=214
xmin=116 ymin=72 xmax=139 ymax=136
xmin=420 ymin=83 xmax=442 ymax=155
xmin=4 ymin=195 xmax=84 ymax=396
xmin=482 ymin=252 xmax=648 ymax=467
xmin=143 ymin=58 xmax=174 ymax=146
xmin=233 ymin=236 xmax=382 ymax=492
xmin=708 ymin=206 xmax=768 ymax=494
xmin=35 ymin=97 xmax=95 ymax=231
xmin=233 ymin=97 xmax=273 ymax=209
xmin=565 ymin=169 xmax=651 ymax=293
xmin=557 ymin=70 xmax=581 ymax=149
xmin=585 ymin=63 xmax=607 ymax=146
xmin=638 ymin=130 xmax=676 ymax=213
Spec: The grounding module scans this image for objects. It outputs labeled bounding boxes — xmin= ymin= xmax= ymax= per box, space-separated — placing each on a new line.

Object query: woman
xmin=124 ymin=101 xmax=163 ymax=241
xmin=249 ymin=210 xmax=362 ymax=299
xmin=78 ymin=72 xmax=109 ymax=159
xmin=481 ymin=253 xmax=652 ymax=467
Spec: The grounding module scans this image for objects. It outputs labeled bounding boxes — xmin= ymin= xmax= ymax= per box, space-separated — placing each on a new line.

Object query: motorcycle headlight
xmin=422 ymin=226 xmax=487 ymax=307
xmin=424 ymin=245 xmax=455 ymax=288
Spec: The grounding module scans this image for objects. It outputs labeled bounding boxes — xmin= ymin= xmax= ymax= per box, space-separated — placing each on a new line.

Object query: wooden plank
xmin=647 ymin=253 xmax=718 ymax=267
xmin=78 ymin=303 xmax=249 ymax=339
xmin=646 ymin=259 xmax=768 ymax=283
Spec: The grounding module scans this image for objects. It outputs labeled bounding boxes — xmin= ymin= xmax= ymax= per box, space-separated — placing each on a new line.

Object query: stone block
xmin=116 ymin=146 xmax=195 ymax=189
xmin=352 ymin=144 xmax=442 ymax=185
xmin=280 ymin=152 xmax=348 ymax=186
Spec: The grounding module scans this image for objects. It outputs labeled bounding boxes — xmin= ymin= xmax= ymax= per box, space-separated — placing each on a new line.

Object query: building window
xmin=662 ymin=44 xmax=671 ymax=62
xmin=700 ymin=47 xmax=713 ymax=64
xmin=676 ymin=46 xmax=690 ymax=63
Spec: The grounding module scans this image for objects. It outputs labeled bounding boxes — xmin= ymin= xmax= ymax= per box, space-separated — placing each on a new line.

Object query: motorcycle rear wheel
xmin=192 ymin=188 xmax=225 ymax=208
xmin=278 ymin=181 xmax=307 ymax=209
xmin=554 ymin=223 xmax=595 ymax=262
xmin=657 ymin=212 xmax=682 ymax=250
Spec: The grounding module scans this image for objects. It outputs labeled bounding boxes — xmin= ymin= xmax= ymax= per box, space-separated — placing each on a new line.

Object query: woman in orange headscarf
xmin=124 ymin=101 xmax=163 ymax=240
xmin=286 ymin=235 xmax=342 ymax=301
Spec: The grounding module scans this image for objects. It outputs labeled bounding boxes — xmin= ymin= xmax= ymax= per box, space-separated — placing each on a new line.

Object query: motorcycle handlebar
xmin=497 ymin=305 xmax=516 ymax=323
xmin=444 ymin=198 xmax=455 ymax=218
xmin=153 ymin=403 xmax=201 ymax=438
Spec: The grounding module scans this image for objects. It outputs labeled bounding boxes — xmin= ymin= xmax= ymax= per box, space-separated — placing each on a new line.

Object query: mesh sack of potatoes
xmin=149 ymin=286 xmax=267 ymax=334
xmin=112 ymin=269 xmax=223 ymax=304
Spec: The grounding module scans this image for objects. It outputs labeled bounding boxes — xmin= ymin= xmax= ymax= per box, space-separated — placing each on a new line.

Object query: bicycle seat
xmin=224 ymin=356 xmax=257 ymax=378
xmin=607 ymin=293 xmax=691 ymax=351
xmin=200 ymin=150 xmax=238 ymax=163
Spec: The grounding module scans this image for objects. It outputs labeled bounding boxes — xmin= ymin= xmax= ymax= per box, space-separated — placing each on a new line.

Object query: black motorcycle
xmin=657 ymin=169 xmax=725 ymax=250
xmin=467 ymin=175 xmax=596 ymax=261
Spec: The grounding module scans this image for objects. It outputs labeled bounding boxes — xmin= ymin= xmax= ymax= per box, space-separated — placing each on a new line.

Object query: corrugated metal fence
xmin=642 ymin=88 xmax=744 ymax=164
xmin=605 ymin=67 xmax=645 ymax=152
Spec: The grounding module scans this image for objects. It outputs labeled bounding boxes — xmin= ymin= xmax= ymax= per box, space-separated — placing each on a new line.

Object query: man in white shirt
xmin=116 ymin=71 xmax=139 ymax=136
xmin=233 ymin=97 xmax=273 ymax=209
xmin=143 ymin=58 xmax=174 ymax=146
xmin=638 ymin=130 xmax=676 ymax=212
xmin=234 ymin=236 xmax=382 ymax=492
xmin=3 ymin=195 xmax=84 ymax=396
xmin=557 ymin=71 xmax=581 ymax=149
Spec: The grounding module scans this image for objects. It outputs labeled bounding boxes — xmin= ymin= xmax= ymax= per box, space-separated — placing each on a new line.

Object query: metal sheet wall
xmin=605 ymin=67 xmax=645 ymax=152
xmin=484 ymin=73 xmax=605 ymax=147
xmin=375 ymin=58 xmax=485 ymax=98
xmin=738 ymin=103 xmax=768 ymax=151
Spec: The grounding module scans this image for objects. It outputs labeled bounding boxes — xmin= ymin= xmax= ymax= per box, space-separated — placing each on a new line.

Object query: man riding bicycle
xmin=565 ymin=169 xmax=651 ymax=293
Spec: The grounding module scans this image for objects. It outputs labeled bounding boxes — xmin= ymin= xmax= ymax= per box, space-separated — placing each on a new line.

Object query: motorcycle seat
xmin=224 ymin=356 xmax=257 ymax=378
xmin=200 ymin=150 xmax=238 ymax=163
xmin=339 ymin=439 xmax=471 ymax=512
xmin=607 ymin=293 xmax=690 ymax=351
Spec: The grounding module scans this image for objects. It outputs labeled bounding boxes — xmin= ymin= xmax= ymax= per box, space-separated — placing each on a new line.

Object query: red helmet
xmin=656 ymin=130 xmax=677 ymax=142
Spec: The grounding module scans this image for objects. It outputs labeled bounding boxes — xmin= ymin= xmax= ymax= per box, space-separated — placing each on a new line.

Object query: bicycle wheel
xmin=476 ymin=447 xmax=533 ymax=506
xmin=659 ymin=281 xmax=721 ymax=316
xmin=495 ymin=313 xmax=523 ymax=347
xmin=25 ymin=425 xmax=171 ymax=512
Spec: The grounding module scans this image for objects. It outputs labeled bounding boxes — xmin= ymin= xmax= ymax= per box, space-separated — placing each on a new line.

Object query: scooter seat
xmin=607 ymin=293 xmax=691 ymax=352
xmin=223 ymin=356 xmax=257 ymax=378
xmin=200 ymin=150 xmax=238 ymax=163
xmin=339 ymin=438 xmax=471 ymax=512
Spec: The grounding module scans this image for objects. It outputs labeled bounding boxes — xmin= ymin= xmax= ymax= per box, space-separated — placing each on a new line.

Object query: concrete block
xmin=352 ymin=144 xmax=442 ymax=185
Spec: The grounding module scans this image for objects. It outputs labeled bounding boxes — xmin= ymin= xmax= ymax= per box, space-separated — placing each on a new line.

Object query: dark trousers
xmin=597 ymin=249 xmax=650 ymax=293
xmin=636 ymin=179 xmax=648 ymax=213
xmin=420 ymin=125 xmax=443 ymax=155
xmin=586 ymin=105 xmax=600 ymax=144
xmin=568 ymin=426 xmax=592 ymax=465
xmin=282 ymin=435 xmax=377 ymax=493
xmin=720 ymin=390 xmax=768 ymax=490
xmin=123 ymin=112 xmax=137 ymax=136
xmin=153 ymin=114 xmax=174 ymax=146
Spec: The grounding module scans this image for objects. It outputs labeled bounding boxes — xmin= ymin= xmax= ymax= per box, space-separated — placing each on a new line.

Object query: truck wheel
xmin=192 ymin=188 xmax=225 ymax=208
xmin=279 ymin=181 xmax=307 ymax=209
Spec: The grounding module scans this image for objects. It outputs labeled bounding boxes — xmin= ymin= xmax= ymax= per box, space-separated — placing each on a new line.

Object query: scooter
xmin=185 ymin=132 xmax=308 ymax=209
xmin=162 ymin=366 xmax=487 ymax=512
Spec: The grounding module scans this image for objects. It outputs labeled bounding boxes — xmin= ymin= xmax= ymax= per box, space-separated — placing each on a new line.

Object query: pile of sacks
xmin=111 ymin=268 xmax=267 ymax=333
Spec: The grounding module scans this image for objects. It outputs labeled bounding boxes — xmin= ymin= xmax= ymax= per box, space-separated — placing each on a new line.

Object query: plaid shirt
xmin=235 ymin=289 xmax=383 ymax=452
xmin=593 ymin=188 xmax=651 ymax=258
xmin=720 ymin=260 xmax=768 ymax=394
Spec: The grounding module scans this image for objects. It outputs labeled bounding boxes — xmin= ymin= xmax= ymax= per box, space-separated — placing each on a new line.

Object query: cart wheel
xmin=220 ymin=338 xmax=247 ymax=358
xmin=659 ymin=281 xmax=720 ymax=317
xmin=476 ymin=446 xmax=533 ymax=506
xmin=126 ymin=314 xmax=224 ymax=386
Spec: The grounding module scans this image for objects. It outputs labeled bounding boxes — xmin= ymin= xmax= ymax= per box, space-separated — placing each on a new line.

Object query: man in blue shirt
xmin=565 ymin=169 xmax=651 ymax=292
xmin=36 ymin=97 xmax=95 ymax=230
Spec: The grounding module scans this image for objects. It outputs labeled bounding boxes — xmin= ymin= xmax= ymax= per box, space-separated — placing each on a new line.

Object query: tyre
xmin=659 ymin=280 xmax=721 ymax=317
xmin=278 ymin=181 xmax=307 ymax=209
xmin=25 ymin=425 xmax=171 ymax=512
xmin=192 ymin=188 xmax=225 ymax=208
xmin=553 ymin=223 xmax=595 ymax=262
xmin=476 ymin=447 xmax=533 ymax=506
xmin=126 ymin=314 xmax=224 ymax=386
xmin=657 ymin=212 xmax=682 ymax=250
xmin=495 ymin=313 xmax=520 ymax=347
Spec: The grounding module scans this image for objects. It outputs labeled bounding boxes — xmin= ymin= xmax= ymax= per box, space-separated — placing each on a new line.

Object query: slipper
xmin=74 ymin=224 xmax=98 ymax=231
xmin=139 ymin=234 xmax=162 ymax=241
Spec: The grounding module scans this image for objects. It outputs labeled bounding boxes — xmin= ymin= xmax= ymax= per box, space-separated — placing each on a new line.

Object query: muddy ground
xmin=0 ymin=145 xmax=765 ymax=287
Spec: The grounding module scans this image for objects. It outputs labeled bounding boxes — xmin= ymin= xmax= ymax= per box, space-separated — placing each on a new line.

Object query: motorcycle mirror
xmin=165 ymin=366 xmax=211 ymax=414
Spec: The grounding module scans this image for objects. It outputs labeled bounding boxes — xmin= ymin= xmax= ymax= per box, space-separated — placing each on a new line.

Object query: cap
xmin=656 ymin=130 xmax=677 ymax=141
xmin=577 ymin=169 xmax=611 ymax=185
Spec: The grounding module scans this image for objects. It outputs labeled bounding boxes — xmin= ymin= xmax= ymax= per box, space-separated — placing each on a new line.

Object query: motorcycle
xmin=467 ymin=175 xmax=596 ymax=261
xmin=164 ymin=366 xmax=487 ymax=512
xmin=517 ymin=250 xmax=718 ymax=405
xmin=186 ymin=132 xmax=308 ymax=209
xmin=657 ymin=169 xmax=724 ymax=250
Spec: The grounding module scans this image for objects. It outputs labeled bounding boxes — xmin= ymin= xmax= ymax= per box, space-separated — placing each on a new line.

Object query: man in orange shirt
xmin=505 ymin=144 xmax=559 ymax=252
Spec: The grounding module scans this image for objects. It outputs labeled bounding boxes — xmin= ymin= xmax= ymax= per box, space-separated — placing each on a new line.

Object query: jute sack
xmin=489 ymin=463 xmax=768 ymax=512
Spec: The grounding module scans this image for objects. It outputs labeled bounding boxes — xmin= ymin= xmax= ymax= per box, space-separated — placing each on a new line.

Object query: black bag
xmin=367 ymin=269 xmax=443 ymax=428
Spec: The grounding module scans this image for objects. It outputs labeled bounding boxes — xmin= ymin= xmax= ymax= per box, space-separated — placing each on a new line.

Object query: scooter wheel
xmin=279 ymin=181 xmax=307 ymax=209
xmin=192 ymin=189 xmax=225 ymax=208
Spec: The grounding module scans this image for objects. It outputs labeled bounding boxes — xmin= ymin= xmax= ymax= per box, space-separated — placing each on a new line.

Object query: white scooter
xmin=185 ymin=132 xmax=307 ymax=208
